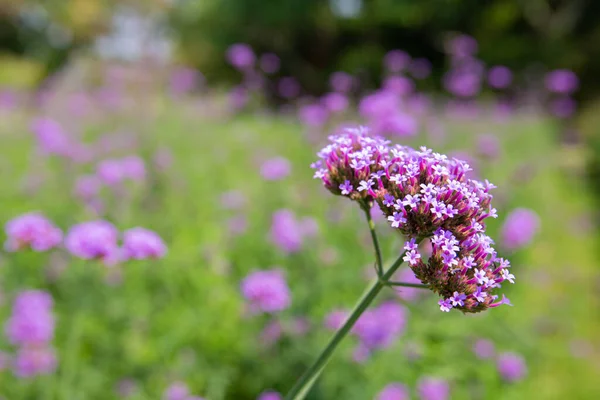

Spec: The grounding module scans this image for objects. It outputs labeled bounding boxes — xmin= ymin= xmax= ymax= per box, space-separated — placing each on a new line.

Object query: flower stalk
xmin=285 ymin=242 xmax=426 ymax=400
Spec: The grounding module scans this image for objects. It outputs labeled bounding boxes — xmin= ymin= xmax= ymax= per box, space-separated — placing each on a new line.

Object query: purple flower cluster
xmin=163 ymin=381 xmax=205 ymax=400
xmin=376 ymin=383 xmax=409 ymax=400
xmin=270 ymin=209 xmax=318 ymax=253
xmin=313 ymin=126 xmax=513 ymax=313
xmin=65 ymin=221 xmax=166 ymax=264
xmin=241 ymin=269 xmax=291 ymax=314
xmin=501 ymin=208 xmax=539 ymax=251
xmin=4 ymin=290 xmax=57 ymax=377
xmin=261 ymin=157 xmax=291 ymax=181
xmin=417 ymin=377 xmax=450 ymax=400
xmin=96 ymin=155 xmax=146 ymax=186
xmin=325 ymin=301 xmax=406 ymax=362
xmin=4 ymin=212 xmax=62 ymax=252
xmin=472 ymin=339 xmax=527 ymax=382
xmin=257 ymin=390 xmax=283 ymax=400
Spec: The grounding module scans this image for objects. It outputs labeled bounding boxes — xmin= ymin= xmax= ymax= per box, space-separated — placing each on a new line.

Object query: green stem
xmin=364 ymin=207 xmax=383 ymax=277
xmin=284 ymin=250 xmax=408 ymax=400
xmin=386 ymin=282 xmax=429 ymax=289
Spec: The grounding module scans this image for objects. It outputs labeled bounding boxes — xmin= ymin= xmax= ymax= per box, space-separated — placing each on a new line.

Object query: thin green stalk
xmin=386 ymin=282 xmax=429 ymax=289
xmin=284 ymin=250 xmax=409 ymax=400
xmin=364 ymin=207 xmax=383 ymax=277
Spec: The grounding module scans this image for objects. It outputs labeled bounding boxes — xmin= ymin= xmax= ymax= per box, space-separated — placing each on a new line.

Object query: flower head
xmin=241 ymin=269 xmax=291 ymax=314
xmin=257 ymin=390 xmax=283 ymax=400
xmin=13 ymin=346 xmax=57 ymax=378
xmin=5 ymin=290 xmax=54 ymax=346
xmin=497 ymin=352 xmax=527 ymax=382
xmin=501 ymin=208 xmax=539 ymax=251
xmin=4 ymin=212 xmax=62 ymax=252
xmin=122 ymin=227 xmax=167 ymax=260
xmin=261 ymin=157 xmax=291 ymax=181
xmin=65 ymin=220 xmax=120 ymax=264
xmin=417 ymin=377 xmax=450 ymax=400
xmin=313 ymin=125 xmax=513 ymax=314
xmin=376 ymin=383 xmax=409 ymax=400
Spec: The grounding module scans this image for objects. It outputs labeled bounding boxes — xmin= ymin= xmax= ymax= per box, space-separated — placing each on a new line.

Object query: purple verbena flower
xmin=257 ymin=390 xmax=283 ymax=400
xmin=226 ymin=43 xmax=255 ymax=70
xmin=376 ymin=383 xmax=409 ymax=400
xmin=4 ymin=212 xmax=62 ymax=252
xmin=339 ymin=180 xmax=353 ymax=195
xmin=5 ymin=290 xmax=54 ymax=346
xmin=65 ymin=220 xmax=120 ymax=265
xmin=497 ymin=352 xmax=527 ymax=382
xmin=473 ymin=338 xmax=495 ymax=359
xmin=545 ymin=69 xmax=578 ymax=94
xmin=13 ymin=346 xmax=57 ymax=378
xmin=487 ymin=66 xmax=512 ymax=89
xmin=417 ymin=377 xmax=450 ymax=400
xmin=241 ymin=269 xmax=291 ymax=314
xmin=270 ymin=209 xmax=303 ymax=253
xmin=122 ymin=227 xmax=167 ymax=260
xmin=261 ymin=157 xmax=291 ymax=181
xmin=501 ymin=208 xmax=539 ymax=251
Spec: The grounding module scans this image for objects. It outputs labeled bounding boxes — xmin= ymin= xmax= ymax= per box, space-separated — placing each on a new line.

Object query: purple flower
xmin=393 ymin=268 xmax=425 ymax=302
xmin=121 ymin=155 xmax=146 ymax=181
xmin=330 ymin=71 xmax=354 ymax=93
xmin=417 ymin=377 xmax=450 ymax=400
xmin=241 ymin=269 xmax=291 ymax=313
xmin=322 ymin=92 xmax=349 ymax=113
xmin=313 ymin=125 xmax=511 ymax=314
xmin=376 ymin=383 xmax=409 ymax=400
xmin=13 ymin=346 xmax=57 ymax=378
xmin=339 ymin=180 xmax=353 ymax=195
xmin=497 ymin=352 xmax=527 ymax=382
xmin=324 ymin=310 xmax=348 ymax=330
xmin=477 ymin=134 xmax=500 ymax=159
xmin=473 ymin=338 xmax=495 ymax=359
xmin=170 ymin=67 xmax=202 ymax=96
xmin=299 ymin=103 xmax=329 ymax=127
xmin=65 ymin=220 xmax=120 ymax=264
xmin=384 ymin=50 xmax=410 ymax=73
xmin=383 ymin=76 xmax=414 ymax=97
xmin=259 ymin=53 xmax=280 ymax=74
xmin=30 ymin=117 xmax=71 ymax=156
xmin=270 ymin=209 xmax=303 ymax=253
xmin=443 ymin=70 xmax=481 ymax=98
xmin=163 ymin=381 xmax=189 ymax=400
xmin=226 ymin=43 xmax=255 ymax=70
xmin=261 ymin=157 xmax=291 ymax=181
xmin=549 ymin=96 xmax=577 ymax=118
xmin=487 ymin=66 xmax=512 ymax=89
xmin=257 ymin=390 xmax=283 ymax=400
xmin=74 ymin=175 xmax=102 ymax=200
xmin=278 ymin=77 xmax=301 ymax=99
xmin=409 ymin=58 xmax=432 ymax=79
xmin=96 ymin=159 xmax=125 ymax=186
xmin=351 ymin=301 xmax=406 ymax=357
xmin=4 ymin=212 xmax=62 ymax=252
xmin=501 ymin=208 xmax=539 ymax=251
xmin=122 ymin=227 xmax=167 ymax=260
xmin=446 ymin=34 xmax=478 ymax=58
xmin=260 ymin=320 xmax=283 ymax=346
xmin=5 ymin=290 xmax=54 ymax=346
xmin=545 ymin=69 xmax=578 ymax=94
xmin=372 ymin=113 xmax=418 ymax=137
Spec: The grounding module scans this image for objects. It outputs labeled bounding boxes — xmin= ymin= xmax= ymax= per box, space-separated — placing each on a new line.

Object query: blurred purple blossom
xmin=170 ymin=67 xmax=203 ymax=96
xmin=322 ymin=92 xmax=349 ymax=113
xmin=13 ymin=346 xmax=57 ymax=378
xmin=241 ymin=269 xmax=291 ymax=314
xmin=163 ymin=381 xmax=189 ymax=400
xmin=473 ymin=338 xmax=495 ymax=359
xmin=30 ymin=117 xmax=72 ymax=156
xmin=477 ymin=134 xmax=500 ymax=159
xmin=74 ymin=175 xmax=102 ymax=200
xmin=278 ymin=77 xmax=301 ymax=99
xmin=376 ymin=383 xmax=409 ymax=400
xmin=220 ymin=190 xmax=247 ymax=210
xmin=384 ymin=50 xmax=410 ymax=73
xmin=260 ymin=320 xmax=283 ymax=346
xmin=261 ymin=157 xmax=291 ymax=181
xmin=5 ymin=290 xmax=54 ymax=346
xmin=501 ymin=208 xmax=540 ymax=251
xmin=299 ymin=103 xmax=329 ymax=127
xmin=393 ymin=268 xmax=425 ymax=302
xmin=65 ymin=220 xmax=120 ymax=264
xmin=257 ymin=390 xmax=283 ymax=400
xmin=443 ymin=70 xmax=481 ymax=97
xmin=383 ymin=76 xmax=415 ymax=97
xmin=497 ymin=352 xmax=527 ymax=382
xmin=4 ymin=212 xmax=62 ymax=252
xmin=549 ymin=97 xmax=577 ymax=118
xmin=417 ymin=377 xmax=449 ymax=400
xmin=122 ymin=227 xmax=167 ymax=260
xmin=270 ymin=209 xmax=303 ymax=253
xmin=446 ymin=34 xmax=478 ymax=58
xmin=330 ymin=72 xmax=354 ymax=93
xmin=226 ymin=43 xmax=256 ymax=70
xmin=409 ymin=58 xmax=432 ymax=79
xmin=487 ymin=66 xmax=512 ymax=89
xmin=259 ymin=53 xmax=281 ymax=74
xmin=545 ymin=69 xmax=579 ymax=94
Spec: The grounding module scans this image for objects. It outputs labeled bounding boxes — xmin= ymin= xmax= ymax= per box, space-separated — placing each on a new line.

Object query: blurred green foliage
xmin=0 ymin=95 xmax=599 ymax=398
